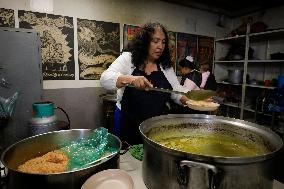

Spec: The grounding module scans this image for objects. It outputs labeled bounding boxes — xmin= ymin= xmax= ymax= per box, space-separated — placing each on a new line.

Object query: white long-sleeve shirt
xmin=183 ymin=78 xmax=200 ymax=91
xmin=200 ymin=71 xmax=210 ymax=89
xmin=100 ymin=52 xmax=186 ymax=109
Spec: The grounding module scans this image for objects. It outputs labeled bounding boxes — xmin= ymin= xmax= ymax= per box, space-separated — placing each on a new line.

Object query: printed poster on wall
xmin=123 ymin=24 xmax=141 ymax=49
xmin=77 ymin=19 xmax=120 ymax=80
xmin=198 ymin=36 xmax=214 ymax=67
xmin=168 ymin=31 xmax=177 ymax=71
xmin=176 ymin=32 xmax=197 ymax=75
xmin=0 ymin=8 xmax=15 ymax=27
xmin=18 ymin=10 xmax=75 ymax=80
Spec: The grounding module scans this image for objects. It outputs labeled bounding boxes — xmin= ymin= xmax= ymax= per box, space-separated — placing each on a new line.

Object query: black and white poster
xmin=0 ymin=8 xmax=14 ymax=27
xmin=77 ymin=19 xmax=120 ymax=80
xmin=19 ymin=10 xmax=75 ymax=80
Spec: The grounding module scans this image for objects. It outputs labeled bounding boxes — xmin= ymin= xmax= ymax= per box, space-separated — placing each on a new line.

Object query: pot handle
xmin=54 ymin=106 xmax=70 ymax=126
xmin=179 ymin=160 xmax=222 ymax=189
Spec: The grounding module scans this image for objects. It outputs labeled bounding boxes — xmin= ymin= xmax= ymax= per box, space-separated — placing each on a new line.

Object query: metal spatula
xmin=126 ymin=84 xmax=216 ymax=101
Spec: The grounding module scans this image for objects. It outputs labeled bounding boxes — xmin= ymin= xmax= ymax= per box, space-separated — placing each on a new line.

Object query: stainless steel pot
xmin=228 ymin=69 xmax=243 ymax=84
xmin=1 ymin=129 xmax=122 ymax=189
xmin=140 ymin=114 xmax=283 ymax=189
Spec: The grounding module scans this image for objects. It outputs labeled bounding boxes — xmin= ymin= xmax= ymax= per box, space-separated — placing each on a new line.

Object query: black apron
xmin=120 ymin=66 xmax=172 ymax=144
xmin=180 ymin=69 xmax=202 ymax=87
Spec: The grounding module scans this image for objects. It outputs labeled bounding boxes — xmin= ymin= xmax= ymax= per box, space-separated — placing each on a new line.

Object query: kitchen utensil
xmin=126 ymin=84 xmax=216 ymax=101
xmin=139 ymin=114 xmax=283 ymax=189
xmin=1 ymin=129 xmax=123 ymax=189
xmin=228 ymin=69 xmax=244 ymax=84
xmin=81 ymin=169 xmax=134 ymax=189
xmin=278 ymin=75 xmax=284 ymax=88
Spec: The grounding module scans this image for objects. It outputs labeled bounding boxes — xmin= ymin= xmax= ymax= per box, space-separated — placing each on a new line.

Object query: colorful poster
xmin=176 ymin=33 xmax=197 ymax=75
xmin=0 ymin=8 xmax=14 ymax=27
xmin=123 ymin=24 xmax=141 ymax=49
xmin=19 ymin=10 xmax=75 ymax=80
xmin=197 ymin=36 xmax=214 ymax=67
xmin=168 ymin=31 xmax=177 ymax=70
xmin=77 ymin=19 xmax=120 ymax=80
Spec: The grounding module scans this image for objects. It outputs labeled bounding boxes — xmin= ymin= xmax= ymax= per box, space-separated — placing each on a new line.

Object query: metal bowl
xmin=1 ymin=129 xmax=121 ymax=189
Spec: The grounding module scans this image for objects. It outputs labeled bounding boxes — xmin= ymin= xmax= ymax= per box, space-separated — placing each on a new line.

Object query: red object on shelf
xmin=264 ymin=80 xmax=270 ymax=86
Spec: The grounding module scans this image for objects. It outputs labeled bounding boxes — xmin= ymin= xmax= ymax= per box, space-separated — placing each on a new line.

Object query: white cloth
xmin=100 ymin=52 xmax=186 ymax=109
xmin=200 ymin=71 xmax=210 ymax=88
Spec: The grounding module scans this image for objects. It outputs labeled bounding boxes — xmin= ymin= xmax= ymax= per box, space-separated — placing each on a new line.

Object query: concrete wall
xmin=0 ymin=0 xmax=232 ymax=129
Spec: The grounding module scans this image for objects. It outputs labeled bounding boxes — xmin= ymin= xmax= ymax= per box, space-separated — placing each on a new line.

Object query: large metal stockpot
xmin=1 ymin=129 xmax=122 ymax=189
xmin=140 ymin=114 xmax=283 ymax=189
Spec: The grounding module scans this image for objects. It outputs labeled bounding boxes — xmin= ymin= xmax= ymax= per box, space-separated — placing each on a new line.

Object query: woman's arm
xmin=100 ymin=52 xmax=152 ymax=90
xmin=162 ymin=67 xmax=189 ymax=105
xmin=100 ymin=52 xmax=132 ymax=90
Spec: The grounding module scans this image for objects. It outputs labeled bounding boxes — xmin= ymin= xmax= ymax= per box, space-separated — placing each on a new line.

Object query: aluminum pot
xmin=228 ymin=69 xmax=243 ymax=84
xmin=140 ymin=114 xmax=283 ymax=189
xmin=1 ymin=129 xmax=122 ymax=189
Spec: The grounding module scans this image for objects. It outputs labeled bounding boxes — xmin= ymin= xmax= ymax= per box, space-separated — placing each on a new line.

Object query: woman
xmin=179 ymin=56 xmax=202 ymax=91
xmin=100 ymin=22 xmax=188 ymax=144
xmin=199 ymin=63 xmax=217 ymax=91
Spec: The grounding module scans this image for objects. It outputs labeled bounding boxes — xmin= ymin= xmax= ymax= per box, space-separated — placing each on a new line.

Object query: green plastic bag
xmin=61 ymin=127 xmax=117 ymax=170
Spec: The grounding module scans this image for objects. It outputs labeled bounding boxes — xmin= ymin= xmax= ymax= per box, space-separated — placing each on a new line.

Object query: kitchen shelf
xmin=249 ymin=28 xmax=284 ymax=42
xmin=245 ymin=84 xmax=276 ymax=89
xmin=214 ymin=23 xmax=284 ymax=122
xmin=215 ymin=34 xmax=246 ymax=42
xmin=222 ymin=102 xmax=241 ymax=108
xmin=248 ymin=59 xmax=284 ymax=63
xmin=214 ymin=60 xmax=244 ymax=63
xmin=217 ymin=81 xmax=242 ymax=86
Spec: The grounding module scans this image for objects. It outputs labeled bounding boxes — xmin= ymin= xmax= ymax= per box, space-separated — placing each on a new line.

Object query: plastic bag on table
xmin=60 ymin=127 xmax=117 ymax=170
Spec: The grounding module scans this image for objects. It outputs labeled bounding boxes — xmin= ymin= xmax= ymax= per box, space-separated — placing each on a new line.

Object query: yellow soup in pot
xmin=149 ymin=133 xmax=269 ymax=157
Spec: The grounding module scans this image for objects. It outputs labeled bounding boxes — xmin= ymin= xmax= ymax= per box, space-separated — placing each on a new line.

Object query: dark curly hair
xmin=124 ymin=22 xmax=173 ymax=70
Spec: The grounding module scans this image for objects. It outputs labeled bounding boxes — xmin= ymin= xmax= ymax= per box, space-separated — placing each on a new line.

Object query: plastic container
xmin=278 ymin=75 xmax=284 ymax=88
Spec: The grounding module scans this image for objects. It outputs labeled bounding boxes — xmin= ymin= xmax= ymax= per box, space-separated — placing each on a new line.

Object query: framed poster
xmin=77 ymin=19 xmax=120 ymax=80
xmin=18 ymin=10 xmax=75 ymax=80
xmin=176 ymin=32 xmax=197 ymax=75
xmin=197 ymin=36 xmax=214 ymax=68
xmin=168 ymin=31 xmax=177 ymax=71
xmin=123 ymin=24 xmax=141 ymax=49
xmin=0 ymin=8 xmax=15 ymax=27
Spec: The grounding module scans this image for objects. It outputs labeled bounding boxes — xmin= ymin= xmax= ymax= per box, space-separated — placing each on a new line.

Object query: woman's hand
xmin=180 ymin=95 xmax=189 ymax=105
xmin=117 ymin=75 xmax=153 ymax=89
xmin=131 ymin=76 xmax=153 ymax=89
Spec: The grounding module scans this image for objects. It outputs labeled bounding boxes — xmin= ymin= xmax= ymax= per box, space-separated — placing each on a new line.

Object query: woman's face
xmin=180 ymin=67 xmax=190 ymax=75
xmin=147 ymin=27 xmax=166 ymax=61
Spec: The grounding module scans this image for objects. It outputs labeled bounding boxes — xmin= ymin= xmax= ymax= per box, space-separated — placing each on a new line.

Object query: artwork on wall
xmin=0 ymin=8 xmax=15 ymax=27
xmin=197 ymin=36 xmax=214 ymax=67
xmin=168 ymin=31 xmax=177 ymax=71
xmin=18 ymin=10 xmax=75 ymax=80
xmin=123 ymin=24 xmax=141 ymax=49
xmin=77 ymin=19 xmax=120 ymax=80
xmin=176 ymin=32 xmax=197 ymax=75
